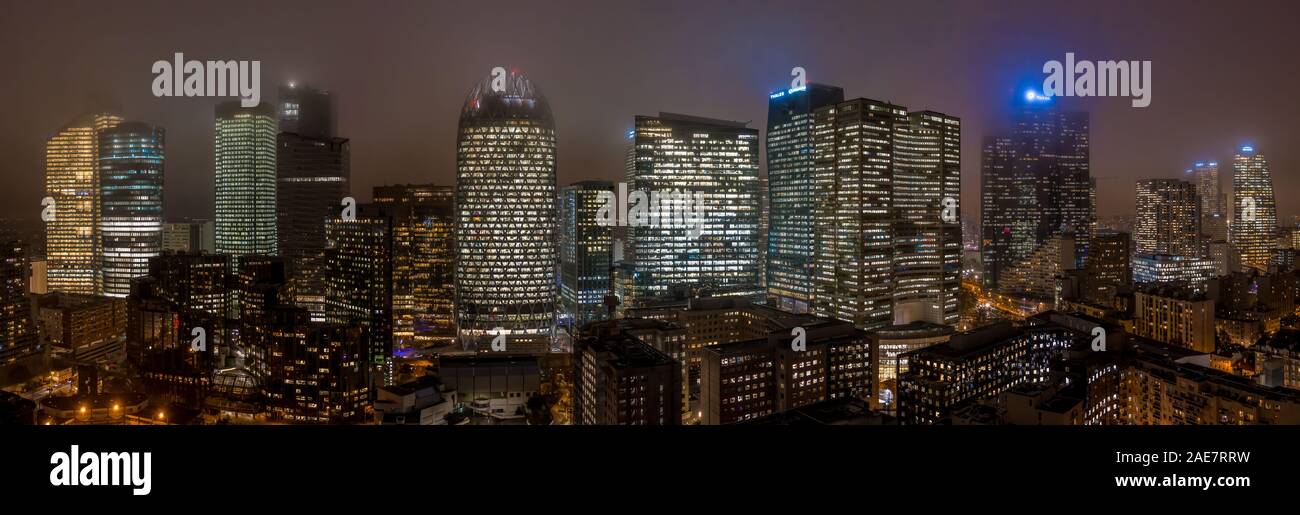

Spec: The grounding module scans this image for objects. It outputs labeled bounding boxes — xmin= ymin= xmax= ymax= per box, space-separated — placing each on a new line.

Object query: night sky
xmin=1 ymin=0 xmax=1296 ymax=223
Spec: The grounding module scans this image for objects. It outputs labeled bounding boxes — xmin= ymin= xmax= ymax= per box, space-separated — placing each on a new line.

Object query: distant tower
xmin=1232 ymin=145 xmax=1277 ymax=272
xmin=1135 ymin=178 xmax=1201 ymax=257
xmin=981 ymin=95 xmax=1090 ymax=292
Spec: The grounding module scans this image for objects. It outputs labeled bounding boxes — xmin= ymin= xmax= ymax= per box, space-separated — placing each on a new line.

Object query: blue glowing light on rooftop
xmin=1195 ymin=162 xmax=1205 ymax=167
xmin=769 ymin=91 xmax=785 ymax=99
xmin=1024 ymin=89 xmax=1052 ymax=103
xmin=1241 ymin=145 xmax=1255 ymax=153
xmin=787 ymin=85 xmax=806 ymax=94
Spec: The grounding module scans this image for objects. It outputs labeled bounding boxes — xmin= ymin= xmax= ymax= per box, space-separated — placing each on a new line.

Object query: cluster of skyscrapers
xmin=11 ymin=68 xmax=1294 ymax=427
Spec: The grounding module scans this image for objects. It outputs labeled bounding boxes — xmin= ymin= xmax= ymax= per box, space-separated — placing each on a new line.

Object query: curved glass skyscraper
xmin=455 ymin=70 xmax=557 ymax=352
xmin=99 ymin=122 xmax=164 ymax=297
xmin=1232 ymin=145 xmax=1276 ymax=272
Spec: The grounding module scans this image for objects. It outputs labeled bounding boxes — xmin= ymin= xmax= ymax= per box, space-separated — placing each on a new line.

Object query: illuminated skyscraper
xmin=455 ymin=70 xmax=557 ymax=353
xmin=560 ymin=181 xmax=614 ymax=328
xmin=215 ymin=101 xmax=278 ymax=266
xmin=1232 ymin=145 xmax=1276 ymax=272
xmin=625 ymin=113 xmax=762 ymax=307
xmin=892 ymin=111 xmax=962 ymax=326
xmin=99 ymin=122 xmax=164 ymax=298
xmin=373 ymin=184 xmax=455 ymax=347
xmin=981 ymin=96 xmax=1090 ymax=291
xmin=1135 ymin=178 xmax=1201 ymax=257
xmin=765 ymin=83 xmax=843 ymax=314
xmin=810 ymin=98 xmax=903 ymax=329
xmin=44 ymin=113 xmax=121 ymax=294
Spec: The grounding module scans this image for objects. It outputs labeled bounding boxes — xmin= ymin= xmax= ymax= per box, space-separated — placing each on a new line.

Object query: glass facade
xmin=981 ymin=103 xmax=1091 ymax=291
xmin=765 ymin=84 xmax=843 ymax=314
xmin=455 ymin=70 xmax=557 ymax=352
xmin=215 ymin=101 xmax=278 ymax=266
xmin=44 ymin=113 xmax=121 ymax=294
xmin=560 ymin=181 xmax=613 ymax=328
xmin=99 ymin=122 xmax=164 ymax=298
xmin=625 ymin=113 xmax=762 ymax=307
xmin=1231 ymin=146 xmax=1276 ymax=272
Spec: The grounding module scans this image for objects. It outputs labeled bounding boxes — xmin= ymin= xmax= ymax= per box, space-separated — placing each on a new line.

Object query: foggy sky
xmin=1 ymin=0 xmax=1296 ymax=224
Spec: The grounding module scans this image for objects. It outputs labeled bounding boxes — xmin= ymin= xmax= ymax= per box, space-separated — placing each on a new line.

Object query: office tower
xmin=148 ymin=251 xmax=230 ymax=320
xmin=373 ymin=184 xmax=455 ymax=346
xmin=99 ymin=122 xmax=164 ymax=298
xmin=625 ymin=113 xmax=762 ymax=307
xmin=278 ymin=133 xmax=350 ymax=315
xmin=1132 ymin=253 xmax=1216 ymax=292
xmin=254 ymin=306 xmax=369 ymax=423
xmin=1082 ymin=230 xmax=1131 ymax=302
xmin=324 ymin=205 xmax=393 ymax=386
xmin=766 ymin=83 xmax=844 ymax=313
xmin=1133 ymin=286 xmax=1215 ymax=353
xmin=214 ymin=101 xmax=278 ymax=266
xmin=1232 ymin=145 xmax=1277 ymax=272
xmin=278 ymin=83 xmax=333 ymax=138
xmin=892 ymin=111 xmax=962 ymax=326
xmin=698 ymin=321 xmax=871 ymax=425
xmin=455 ymin=69 xmax=557 ymax=352
xmin=1135 ymin=178 xmax=1201 ymax=257
xmin=809 ymin=98 xmax=902 ymax=330
xmin=44 ymin=113 xmax=121 ymax=294
xmin=162 ymin=220 xmax=215 ymax=253
xmin=574 ymin=330 xmax=682 ymax=425
xmin=560 ymin=181 xmax=613 ymax=328
xmin=126 ymin=278 xmax=217 ymax=405
xmin=0 ymin=242 xmax=38 ymax=362
xmin=981 ymin=99 xmax=1090 ymax=290
xmin=1192 ymin=161 xmax=1227 ymax=241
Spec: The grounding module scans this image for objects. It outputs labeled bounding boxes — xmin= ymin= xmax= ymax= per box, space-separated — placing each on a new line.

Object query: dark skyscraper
xmin=980 ymin=98 xmax=1091 ymax=291
xmin=765 ymin=83 xmax=844 ymax=314
xmin=278 ymin=83 xmax=334 ymax=138
xmin=455 ymin=69 xmax=557 ymax=353
xmin=100 ymin=121 xmax=165 ymax=298
xmin=277 ymin=138 xmax=349 ymax=317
